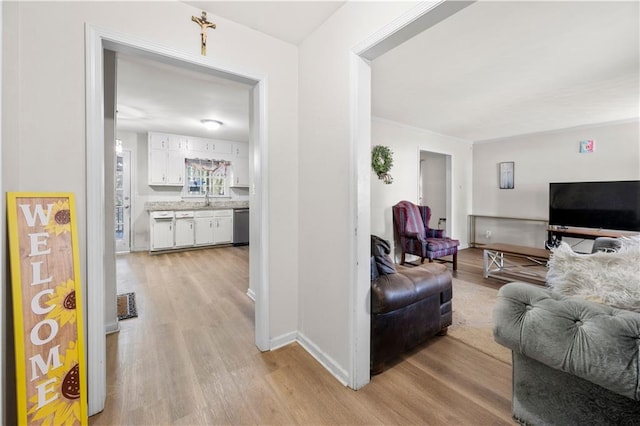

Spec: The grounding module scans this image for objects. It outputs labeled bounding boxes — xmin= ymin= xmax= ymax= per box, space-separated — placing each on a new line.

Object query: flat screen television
xmin=549 ymin=180 xmax=640 ymax=231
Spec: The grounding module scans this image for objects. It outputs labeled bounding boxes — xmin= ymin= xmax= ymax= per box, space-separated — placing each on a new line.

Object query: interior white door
xmin=115 ymin=149 xmax=131 ymax=253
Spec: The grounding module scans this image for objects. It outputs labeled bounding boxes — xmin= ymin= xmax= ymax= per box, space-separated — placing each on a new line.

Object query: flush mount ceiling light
xmin=200 ymin=119 xmax=223 ymax=130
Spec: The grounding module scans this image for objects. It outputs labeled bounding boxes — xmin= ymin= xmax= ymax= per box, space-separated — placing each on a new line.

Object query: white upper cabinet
xmin=230 ymin=142 xmax=249 ymax=188
xmin=230 ymin=161 xmax=249 ymax=188
xmin=148 ymin=132 xmax=239 ymax=187
xmin=148 ymin=132 xmax=184 ymax=186
xmin=233 ymin=142 xmax=249 ymax=159
xmin=184 ymin=137 xmax=233 ymax=159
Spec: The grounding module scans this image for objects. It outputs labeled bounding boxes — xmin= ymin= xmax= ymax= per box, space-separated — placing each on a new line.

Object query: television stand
xmin=547 ymin=226 xmax=639 ymax=248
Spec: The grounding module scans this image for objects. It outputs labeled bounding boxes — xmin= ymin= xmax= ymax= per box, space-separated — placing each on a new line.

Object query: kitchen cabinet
xmin=230 ymin=161 xmax=249 ymax=188
xmin=148 ymin=132 xmax=185 ymax=186
xmin=209 ymin=139 xmax=232 ymax=155
xmin=186 ymin=138 xmax=232 ymax=158
xmin=233 ymin=142 xmax=249 ymax=158
xmin=150 ymin=209 xmax=234 ymax=252
xmin=174 ymin=211 xmax=195 ymax=247
xmin=213 ymin=210 xmax=233 ymax=244
xmin=150 ymin=211 xmax=174 ymax=251
xmin=194 ymin=211 xmax=215 ymax=245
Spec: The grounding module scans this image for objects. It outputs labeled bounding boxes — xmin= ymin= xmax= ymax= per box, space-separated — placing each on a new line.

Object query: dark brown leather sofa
xmin=371 ymin=235 xmax=453 ymax=374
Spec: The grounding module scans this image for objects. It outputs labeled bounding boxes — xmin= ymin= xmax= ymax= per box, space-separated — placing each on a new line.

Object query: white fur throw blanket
xmin=546 ymin=236 xmax=640 ymax=312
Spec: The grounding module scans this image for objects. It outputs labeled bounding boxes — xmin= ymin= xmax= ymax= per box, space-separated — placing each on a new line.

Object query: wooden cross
xmin=192 ymin=11 xmax=216 ymax=56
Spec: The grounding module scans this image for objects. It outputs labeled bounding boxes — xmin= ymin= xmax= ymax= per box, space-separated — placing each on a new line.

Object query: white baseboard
xmin=270 ymin=331 xmax=297 ymax=351
xmin=246 ymin=288 xmax=256 ymax=301
xmin=105 ymin=321 xmax=120 ymax=335
xmin=296 ymin=332 xmax=349 ymax=386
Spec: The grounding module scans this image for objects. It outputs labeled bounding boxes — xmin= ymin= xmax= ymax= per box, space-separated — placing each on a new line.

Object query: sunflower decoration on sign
xmin=371 ymin=145 xmax=394 ymax=184
xmin=46 ymin=279 xmax=77 ymax=327
xmin=27 ymin=340 xmax=82 ymax=425
xmin=45 ymin=199 xmax=72 ymax=235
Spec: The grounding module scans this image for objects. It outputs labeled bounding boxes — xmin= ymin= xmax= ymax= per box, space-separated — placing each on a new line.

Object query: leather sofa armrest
xmin=372 ymin=264 xmax=451 ymax=315
xmin=494 ymin=282 xmax=640 ymax=401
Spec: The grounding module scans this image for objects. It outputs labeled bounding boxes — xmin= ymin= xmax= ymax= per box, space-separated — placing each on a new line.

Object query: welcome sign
xmin=7 ymin=193 xmax=88 ymax=426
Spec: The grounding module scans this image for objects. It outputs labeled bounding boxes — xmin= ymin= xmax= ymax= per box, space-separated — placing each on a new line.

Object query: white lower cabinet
xmin=195 ymin=211 xmax=215 ymax=245
xmin=174 ymin=212 xmax=195 ymax=247
xmin=150 ymin=211 xmax=175 ymax=251
xmin=213 ymin=210 xmax=233 ymax=244
xmin=151 ymin=209 xmax=233 ymax=251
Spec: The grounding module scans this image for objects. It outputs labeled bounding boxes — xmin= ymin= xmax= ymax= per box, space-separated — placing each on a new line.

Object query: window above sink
xmin=184 ymin=158 xmax=231 ymax=198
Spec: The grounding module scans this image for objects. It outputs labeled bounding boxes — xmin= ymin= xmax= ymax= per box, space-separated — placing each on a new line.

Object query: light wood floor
xmin=89 ymin=247 xmax=515 ymax=425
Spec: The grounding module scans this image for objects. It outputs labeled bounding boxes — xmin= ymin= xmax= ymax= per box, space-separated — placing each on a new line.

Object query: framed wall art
xmin=499 ymin=161 xmax=515 ymax=189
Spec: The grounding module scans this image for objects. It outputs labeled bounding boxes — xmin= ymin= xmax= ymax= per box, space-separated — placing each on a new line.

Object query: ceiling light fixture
xmin=200 ymin=119 xmax=223 ymax=130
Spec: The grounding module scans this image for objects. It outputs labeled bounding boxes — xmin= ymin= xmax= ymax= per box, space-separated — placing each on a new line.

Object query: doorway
xmin=419 ymin=150 xmax=452 ymax=236
xmin=114 ymin=146 xmax=131 ymax=254
xmin=86 ymin=27 xmax=270 ymax=416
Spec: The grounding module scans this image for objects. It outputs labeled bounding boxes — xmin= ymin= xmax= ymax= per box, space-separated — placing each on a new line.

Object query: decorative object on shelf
xmin=579 ymin=139 xmax=595 ymax=153
xmin=371 ymin=145 xmax=394 ymax=184
xmin=191 ymin=11 xmax=216 ymax=55
xmin=499 ymin=161 xmax=514 ymax=189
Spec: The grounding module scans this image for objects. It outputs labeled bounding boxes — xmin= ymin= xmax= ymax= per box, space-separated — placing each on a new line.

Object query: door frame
xmin=419 ymin=150 xmax=453 ymax=237
xmin=85 ymin=25 xmax=269 ymax=415
xmin=350 ymin=0 xmax=474 ymax=389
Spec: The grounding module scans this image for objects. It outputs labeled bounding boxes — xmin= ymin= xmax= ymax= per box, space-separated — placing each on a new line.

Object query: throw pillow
xmin=370 ymin=234 xmax=396 ymax=276
xmin=546 ymin=236 xmax=640 ymax=312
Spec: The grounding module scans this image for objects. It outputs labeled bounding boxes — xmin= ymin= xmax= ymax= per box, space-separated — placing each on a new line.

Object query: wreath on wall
xmin=371 ymin=145 xmax=394 ymax=184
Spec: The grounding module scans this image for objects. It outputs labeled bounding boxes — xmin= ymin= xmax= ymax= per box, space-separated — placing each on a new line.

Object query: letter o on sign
xmin=30 ymin=319 xmax=59 ymax=346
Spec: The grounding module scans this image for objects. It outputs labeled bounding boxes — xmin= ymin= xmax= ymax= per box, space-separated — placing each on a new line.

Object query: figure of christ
xmin=192 ymin=11 xmax=216 ymax=55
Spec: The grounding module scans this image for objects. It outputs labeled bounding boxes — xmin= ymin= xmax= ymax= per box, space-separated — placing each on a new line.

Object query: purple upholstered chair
xmin=392 ymin=200 xmax=459 ymax=270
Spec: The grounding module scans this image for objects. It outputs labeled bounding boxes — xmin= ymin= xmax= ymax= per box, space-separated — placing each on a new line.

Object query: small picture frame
xmin=579 ymin=139 xmax=595 ymax=153
xmin=499 ymin=161 xmax=514 ymax=189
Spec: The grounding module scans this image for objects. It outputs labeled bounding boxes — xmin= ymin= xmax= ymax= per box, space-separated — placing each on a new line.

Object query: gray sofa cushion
xmin=494 ymin=282 xmax=640 ymax=401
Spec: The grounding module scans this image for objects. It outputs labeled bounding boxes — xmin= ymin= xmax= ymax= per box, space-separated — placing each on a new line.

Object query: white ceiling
xmin=184 ymin=1 xmax=346 ymax=45
xmin=117 ymin=54 xmax=252 ymax=141
xmin=372 ymin=1 xmax=640 ymax=142
xmin=116 ymin=1 xmax=639 ymax=143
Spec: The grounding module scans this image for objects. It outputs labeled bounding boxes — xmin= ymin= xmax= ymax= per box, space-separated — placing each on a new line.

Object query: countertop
xmin=145 ymin=200 xmax=249 ymax=212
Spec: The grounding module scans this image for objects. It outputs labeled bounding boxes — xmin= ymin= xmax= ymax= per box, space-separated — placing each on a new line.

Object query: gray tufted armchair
xmin=493 ymin=282 xmax=640 ymax=425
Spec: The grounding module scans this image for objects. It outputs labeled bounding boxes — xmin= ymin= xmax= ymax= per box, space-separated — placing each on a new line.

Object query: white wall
xmin=297 ymin=1 xmax=421 ymax=383
xmin=2 ymin=2 xmax=298 ymax=418
xmin=371 ymin=118 xmax=474 ymax=261
xmin=473 ymin=120 xmax=640 ymax=251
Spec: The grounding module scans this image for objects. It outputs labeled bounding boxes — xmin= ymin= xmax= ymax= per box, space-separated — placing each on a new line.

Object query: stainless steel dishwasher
xmin=233 ymin=208 xmax=249 ymax=245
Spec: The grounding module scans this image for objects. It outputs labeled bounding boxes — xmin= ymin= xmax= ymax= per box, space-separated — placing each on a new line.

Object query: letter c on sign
xmin=30 ymin=319 xmax=59 ymax=346
xmin=31 ymin=289 xmax=55 ymax=315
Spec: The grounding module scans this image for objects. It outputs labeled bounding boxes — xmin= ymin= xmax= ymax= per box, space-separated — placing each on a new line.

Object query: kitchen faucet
xmin=205 ymin=189 xmax=211 ymax=206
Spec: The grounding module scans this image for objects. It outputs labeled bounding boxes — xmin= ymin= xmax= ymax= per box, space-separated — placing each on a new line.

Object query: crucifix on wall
xmin=192 ymin=11 xmax=216 ymax=56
